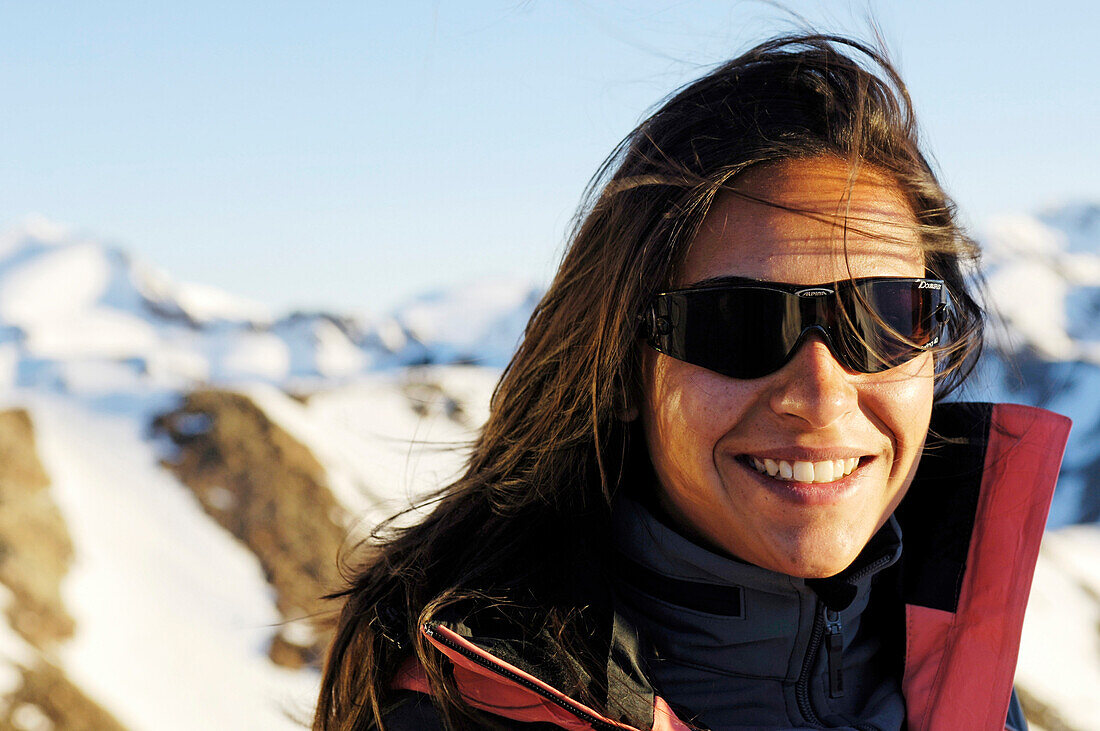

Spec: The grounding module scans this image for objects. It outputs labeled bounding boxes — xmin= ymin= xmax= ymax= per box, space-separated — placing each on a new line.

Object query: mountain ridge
xmin=2 ymin=208 xmax=1097 ymax=523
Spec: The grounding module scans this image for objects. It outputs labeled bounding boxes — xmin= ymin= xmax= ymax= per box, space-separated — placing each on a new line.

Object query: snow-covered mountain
xmin=0 ymin=208 xmax=1097 ymax=730
xmin=0 ymin=216 xmax=540 ymax=394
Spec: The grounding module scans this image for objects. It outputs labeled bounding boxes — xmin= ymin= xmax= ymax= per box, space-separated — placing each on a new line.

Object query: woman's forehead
xmin=679 ymin=158 xmax=924 ymax=286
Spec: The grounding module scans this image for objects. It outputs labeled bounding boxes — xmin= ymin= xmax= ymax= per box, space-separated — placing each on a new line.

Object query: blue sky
xmin=1 ymin=1 xmax=1096 ymax=315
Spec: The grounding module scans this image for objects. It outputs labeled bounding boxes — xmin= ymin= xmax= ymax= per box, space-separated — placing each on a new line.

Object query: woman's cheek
xmin=866 ymin=355 xmax=935 ymax=475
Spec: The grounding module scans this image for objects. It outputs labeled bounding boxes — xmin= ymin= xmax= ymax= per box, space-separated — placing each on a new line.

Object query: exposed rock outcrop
xmin=153 ymin=390 xmax=348 ymax=668
xmin=0 ymin=409 xmax=72 ymax=649
xmin=3 ymin=659 xmax=127 ymax=731
xmin=0 ymin=408 xmax=126 ymax=730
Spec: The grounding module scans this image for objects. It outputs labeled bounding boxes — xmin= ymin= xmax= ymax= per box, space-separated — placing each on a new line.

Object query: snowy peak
xmin=0 ymin=217 xmax=273 ymax=330
xmin=135 ymin=262 xmax=274 ymax=329
xmin=979 ymin=203 xmax=1100 ymax=362
xmin=0 ymin=231 xmax=161 ymax=361
xmin=387 ymin=277 xmax=542 ymax=368
xmin=0 ymin=214 xmax=78 ymax=259
xmin=0 ymin=220 xmax=295 ymax=390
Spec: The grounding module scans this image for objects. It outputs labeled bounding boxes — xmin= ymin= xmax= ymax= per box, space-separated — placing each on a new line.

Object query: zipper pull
xmin=825 ymin=608 xmax=844 ymax=699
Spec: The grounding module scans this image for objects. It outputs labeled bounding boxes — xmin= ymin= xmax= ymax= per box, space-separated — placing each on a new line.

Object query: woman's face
xmin=640 ymin=156 xmax=934 ymax=579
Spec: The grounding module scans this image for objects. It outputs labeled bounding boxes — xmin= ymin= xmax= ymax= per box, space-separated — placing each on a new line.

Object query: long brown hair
xmin=314 ymin=34 xmax=985 ymax=730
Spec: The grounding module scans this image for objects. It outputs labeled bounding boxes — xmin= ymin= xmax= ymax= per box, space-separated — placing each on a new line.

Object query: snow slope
xmin=241 ymin=366 xmax=498 ymax=529
xmin=2 ymin=389 xmax=319 ymax=730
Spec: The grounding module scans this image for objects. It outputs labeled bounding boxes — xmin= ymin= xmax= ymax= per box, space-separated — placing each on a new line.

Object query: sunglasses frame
xmin=641 ymin=276 xmax=952 ymax=379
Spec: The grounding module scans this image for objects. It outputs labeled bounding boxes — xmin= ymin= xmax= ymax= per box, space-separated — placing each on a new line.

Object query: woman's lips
xmin=733 ymin=453 xmax=871 ymax=505
xmin=745 ymin=455 xmax=861 ymax=483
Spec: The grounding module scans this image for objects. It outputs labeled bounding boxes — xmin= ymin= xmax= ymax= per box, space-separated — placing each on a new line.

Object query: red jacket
xmin=394 ymin=403 xmax=1071 ymax=731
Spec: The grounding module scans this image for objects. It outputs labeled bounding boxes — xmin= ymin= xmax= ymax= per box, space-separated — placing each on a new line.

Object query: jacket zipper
xmin=422 ymin=622 xmax=625 ymax=731
xmin=796 ymin=553 xmax=896 ymax=728
xmin=795 ymin=603 xmax=827 ymax=726
xmin=824 ymin=608 xmax=844 ymax=700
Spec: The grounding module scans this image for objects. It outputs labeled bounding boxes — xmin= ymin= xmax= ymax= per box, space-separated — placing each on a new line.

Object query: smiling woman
xmin=642 ymin=158 xmax=934 ymax=580
xmin=314 ymin=34 xmax=1070 ymax=731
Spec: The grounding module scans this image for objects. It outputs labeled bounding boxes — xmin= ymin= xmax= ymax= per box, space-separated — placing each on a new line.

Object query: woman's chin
xmin=763 ymin=557 xmax=854 ymax=579
xmin=747 ymin=529 xmax=868 ymax=579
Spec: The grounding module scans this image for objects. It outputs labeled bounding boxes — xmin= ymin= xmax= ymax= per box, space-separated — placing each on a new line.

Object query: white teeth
xmin=747 ymin=456 xmax=861 ymax=483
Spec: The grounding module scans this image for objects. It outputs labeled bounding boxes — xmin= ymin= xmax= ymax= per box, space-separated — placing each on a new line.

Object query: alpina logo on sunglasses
xmin=642 ymin=276 xmax=951 ymax=379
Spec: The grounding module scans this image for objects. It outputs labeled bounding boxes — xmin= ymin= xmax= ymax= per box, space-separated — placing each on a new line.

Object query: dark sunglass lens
xmin=675 ymin=287 xmax=796 ymax=378
xmin=839 ymin=280 xmax=944 ymax=370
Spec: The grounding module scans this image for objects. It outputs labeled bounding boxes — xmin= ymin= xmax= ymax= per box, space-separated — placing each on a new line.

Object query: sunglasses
xmin=641 ymin=276 xmax=951 ymax=379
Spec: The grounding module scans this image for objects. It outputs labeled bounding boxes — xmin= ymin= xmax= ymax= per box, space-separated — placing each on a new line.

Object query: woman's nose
xmin=767 ymin=335 xmax=858 ymax=429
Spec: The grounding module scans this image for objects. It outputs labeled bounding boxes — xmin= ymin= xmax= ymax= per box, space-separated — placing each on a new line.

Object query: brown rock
xmin=152 ymin=390 xmax=348 ymax=667
xmin=0 ymin=409 xmax=75 ymax=648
